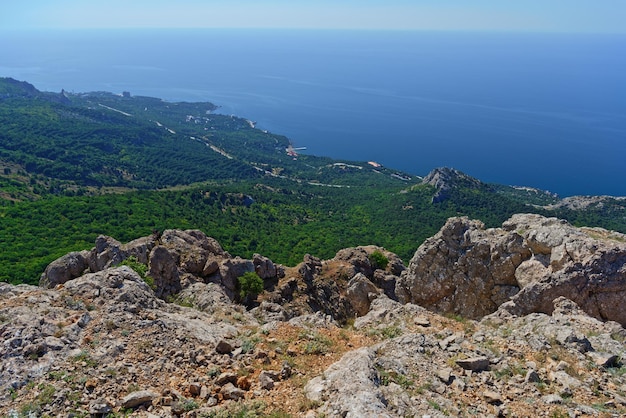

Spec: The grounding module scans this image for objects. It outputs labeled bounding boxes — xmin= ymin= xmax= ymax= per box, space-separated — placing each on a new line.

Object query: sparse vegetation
xmin=238 ymin=271 xmax=264 ymax=301
xmin=302 ymin=331 xmax=333 ymax=355
xmin=119 ymin=256 xmax=153 ymax=289
xmin=199 ymin=400 xmax=270 ymax=417
xmin=368 ymin=250 xmax=389 ymax=270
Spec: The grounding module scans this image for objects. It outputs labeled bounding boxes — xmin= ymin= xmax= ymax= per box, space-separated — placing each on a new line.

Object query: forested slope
xmin=1 ymin=77 xmax=625 ymax=285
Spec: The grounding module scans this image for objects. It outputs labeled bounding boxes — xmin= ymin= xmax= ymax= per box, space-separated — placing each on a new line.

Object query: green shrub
xmin=119 ymin=256 xmax=154 ymax=289
xmin=369 ymin=250 xmax=389 ymax=270
xmin=237 ymin=271 xmax=264 ymax=300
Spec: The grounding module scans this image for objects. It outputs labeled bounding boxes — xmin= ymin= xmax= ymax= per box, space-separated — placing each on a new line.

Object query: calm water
xmin=1 ymin=29 xmax=625 ymax=196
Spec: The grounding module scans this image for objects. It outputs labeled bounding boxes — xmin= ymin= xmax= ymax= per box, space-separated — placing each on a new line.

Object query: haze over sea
xmin=2 ymin=29 xmax=625 ymax=197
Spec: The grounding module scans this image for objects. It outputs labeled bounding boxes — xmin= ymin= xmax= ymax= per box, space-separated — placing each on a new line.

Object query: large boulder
xmin=304 ymin=347 xmax=392 ymax=418
xmin=148 ymin=246 xmax=182 ymax=299
xmin=496 ymin=245 xmax=626 ymax=326
xmin=331 ymin=246 xmax=405 ymax=279
xmin=218 ymin=258 xmax=255 ymax=299
xmin=396 ymin=216 xmax=530 ymax=319
xmin=62 ymin=266 xmax=162 ymax=309
xmin=39 ymin=251 xmax=90 ymax=288
xmin=346 ymin=273 xmax=381 ymax=317
xmin=397 ymin=214 xmax=626 ymax=325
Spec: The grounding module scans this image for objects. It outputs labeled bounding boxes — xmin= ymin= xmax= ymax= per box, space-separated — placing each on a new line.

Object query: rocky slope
xmin=2 ymin=215 xmax=626 ymax=417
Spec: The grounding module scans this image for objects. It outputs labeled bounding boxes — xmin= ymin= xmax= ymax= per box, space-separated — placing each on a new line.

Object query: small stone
xmin=555 ymin=361 xmax=569 ymax=371
xmin=85 ymin=379 xmax=98 ymax=391
xmin=236 ymin=376 xmax=251 ymax=390
xmin=121 ymin=390 xmax=157 ymax=409
xmin=586 ymin=351 xmax=618 ymax=368
xmin=259 ymin=371 xmax=275 ymax=390
xmin=483 ymin=389 xmax=502 ymax=405
xmin=200 ymin=385 xmax=211 ymax=400
xmin=560 ymin=386 xmax=573 ymax=398
xmin=437 ymin=368 xmax=453 ymax=385
xmin=455 ymin=356 xmax=490 ymax=372
xmin=221 ymin=382 xmax=245 ymax=400
xmin=215 ymin=339 xmax=234 ymax=354
xmin=89 ymin=399 xmax=112 ymax=414
xmin=215 ymin=372 xmax=238 ymax=385
xmin=524 ymin=370 xmax=540 ymax=383
xmin=280 ymin=362 xmax=293 ymax=379
xmin=189 ymin=382 xmax=201 ymax=396
xmin=171 ymin=401 xmax=185 ymax=415
xmin=44 ymin=336 xmax=65 ymax=351
xmin=439 ymin=335 xmax=456 ymax=350
xmin=452 ymin=378 xmax=466 ymax=391
xmin=414 ymin=316 xmax=431 ymax=327
xmin=543 ymin=394 xmax=563 ymax=404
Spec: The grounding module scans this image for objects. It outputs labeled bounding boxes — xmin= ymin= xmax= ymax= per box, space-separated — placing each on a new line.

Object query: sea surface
xmin=1 ymin=29 xmax=625 ymax=196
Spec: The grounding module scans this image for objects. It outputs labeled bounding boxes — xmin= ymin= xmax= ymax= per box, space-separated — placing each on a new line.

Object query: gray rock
xmin=39 ymin=251 xmax=89 ymax=288
xmin=120 ymin=390 xmax=157 ymax=409
xmin=525 ymin=370 xmax=540 ymax=383
xmin=220 ymin=382 xmax=245 ymax=400
xmin=543 ymin=394 xmax=563 ymax=404
xmin=414 ymin=316 xmax=431 ymax=327
xmin=43 ymin=336 xmax=65 ymax=351
xmin=259 ymin=370 xmax=275 ymax=390
xmin=483 ymin=389 xmax=502 ymax=404
xmin=218 ymin=258 xmax=255 ymax=297
xmin=253 ymin=253 xmax=277 ymax=279
xmin=398 ymin=213 xmax=626 ymax=325
xmin=437 ymin=367 xmax=453 ymax=385
xmin=586 ymin=351 xmax=619 ymax=368
xmin=176 ymin=282 xmax=232 ymax=314
xmin=396 ymin=216 xmax=530 ymax=319
xmin=89 ymin=399 xmax=113 ymax=414
xmin=304 ymin=376 xmax=325 ymax=402
xmin=303 ymin=347 xmax=393 ymax=418
xmin=215 ymin=372 xmax=238 ymax=385
xmin=346 ymin=273 xmax=380 ymax=317
xmin=148 ymin=246 xmax=181 ymax=299
xmin=455 ymin=356 xmax=490 ymax=372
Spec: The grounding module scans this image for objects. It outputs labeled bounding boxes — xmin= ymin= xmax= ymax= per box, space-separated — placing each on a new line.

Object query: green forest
xmin=1 ymin=77 xmax=625 ymax=285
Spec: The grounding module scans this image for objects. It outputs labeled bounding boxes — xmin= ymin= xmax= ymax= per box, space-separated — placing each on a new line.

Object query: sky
xmin=0 ymin=0 xmax=625 ymax=33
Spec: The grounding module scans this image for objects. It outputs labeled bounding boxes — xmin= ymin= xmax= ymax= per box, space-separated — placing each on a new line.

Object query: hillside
xmin=1 ymin=214 xmax=625 ymax=417
xmin=1 ymin=77 xmax=626 ymax=287
xmin=0 ymin=77 xmax=412 ymax=196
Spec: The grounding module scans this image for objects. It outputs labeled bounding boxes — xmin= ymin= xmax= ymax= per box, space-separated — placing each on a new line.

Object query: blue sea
xmin=1 ymin=29 xmax=625 ymax=196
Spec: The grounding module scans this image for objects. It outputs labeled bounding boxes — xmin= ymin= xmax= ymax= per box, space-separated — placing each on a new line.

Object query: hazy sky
xmin=1 ymin=0 xmax=625 ymax=33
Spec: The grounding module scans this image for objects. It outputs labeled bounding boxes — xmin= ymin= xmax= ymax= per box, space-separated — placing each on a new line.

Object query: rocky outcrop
xmin=397 ymin=214 xmax=626 ymax=325
xmin=543 ymin=195 xmax=626 ymax=211
xmin=396 ymin=216 xmax=530 ymax=319
xmin=261 ymin=246 xmax=404 ymax=323
xmin=4 ymin=219 xmax=626 ymax=417
xmin=422 ymin=167 xmax=483 ymax=203
xmin=39 ymin=229 xmax=282 ymax=302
